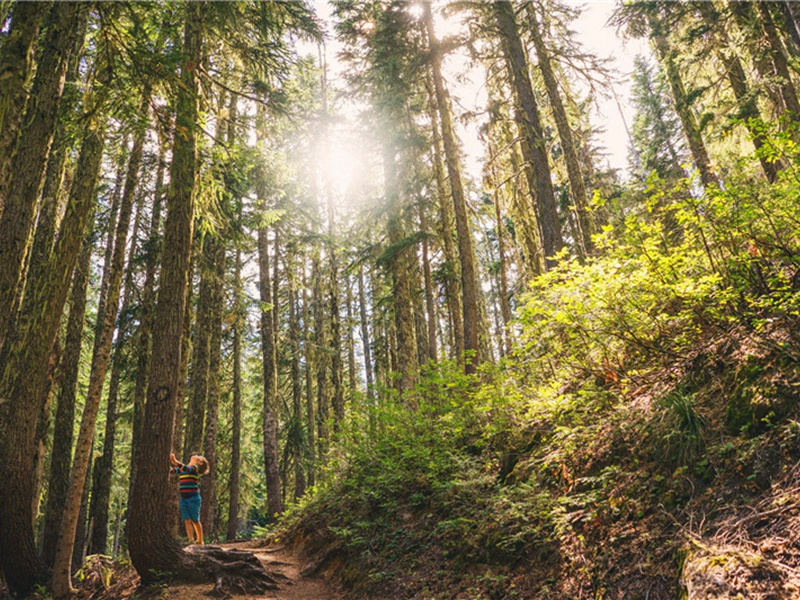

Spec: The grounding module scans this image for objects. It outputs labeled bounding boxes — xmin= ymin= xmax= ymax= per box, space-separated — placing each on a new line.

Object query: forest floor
xmin=78 ymin=541 xmax=341 ymax=600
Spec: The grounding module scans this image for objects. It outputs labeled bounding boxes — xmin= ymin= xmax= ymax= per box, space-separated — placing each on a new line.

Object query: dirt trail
xmin=162 ymin=541 xmax=339 ymax=600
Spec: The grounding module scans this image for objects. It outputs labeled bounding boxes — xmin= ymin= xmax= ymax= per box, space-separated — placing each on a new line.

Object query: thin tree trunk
xmin=289 ymin=264 xmax=306 ymax=499
xmin=88 ymin=186 xmax=145 ymax=555
xmin=756 ymin=1 xmax=800 ymax=118
xmin=527 ymin=6 xmax=593 ymax=255
xmin=313 ymin=249 xmax=330 ymax=460
xmin=487 ymin=146 xmax=513 ymax=356
xmin=383 ymin=140 xmax=419 ymax=391
xmin=425 ymin=3 xmax=480 ymax=373
xmin=357 ymin=267 xmax=374 ymax=401
xmin=427 ymin=89 xmax=463 ymax=361
xmin=344 ymin=277 xmax=357 ymax=392
xmin=302 ymin=262 xmax=316 ymax=487
xmin=226 ymin=243 xmax=243 ymax=540
xmin=0 ymin=2 xmax=85 ymax=348
xmin=258 ymin=227 xmax=283 ymax=518
xmin=72 ymin=447 xmax=93 ymax=572
xmin=419 ymin=204 xmax=438 ymax=362
xmin=127 ymin=2 xmax=204 ymax=583
xmin=649 ymin=14 xmax=717 ymax=188
xmin=697 ymin=3 xmax=779 ymax=182
xmin=493 ymin=1 xmax=564 ymax=268
xmin=184 ymin=245 xmax=213 ymax=456
xmin=200 ymin=238 xmax=224 ymax=541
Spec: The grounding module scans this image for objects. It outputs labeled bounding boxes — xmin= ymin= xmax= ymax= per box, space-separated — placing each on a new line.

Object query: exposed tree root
xmin=184 ymin=545 xmax=291 ymax=597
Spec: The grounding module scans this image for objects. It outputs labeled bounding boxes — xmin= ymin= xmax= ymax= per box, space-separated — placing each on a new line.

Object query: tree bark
xmin=52 ymin=89 xmax=146 ymax=596
xmin=127 ymin=1 xmax=204 ymax=584
xmin=0 ymin=2 xmax=85 ymax=348
xmin=383 ymin=140 xmax=419 ymax=392
xmin=129 ymin=126 xmax=167 ymax=511
xmin=697 ymin=2 xmax=779 ymax=182
xmin=357 ymin=267 xmax=375 ymax=401
xmin=302 ymin=262 xmax=316 ymax=487
xmin=425 ymin=74 xmax=463 ymax=360
xmin=419 ymin=203 xmax=438 ymax=362
xmin=258 ymin=227 xmax=284 ymax=518
xmin=227 ymin=243 xmax=243 ymax=540
xmin=527 ymin=5 xmax=594 ymax=255
xmin=289 ymin=258 xmax=306 ymax=499
xmin=0 ymin=1 xmax=50 ymax=216
xmin=424 ymin=3 xmax=480 ymax=373
xmin=200 ymin=237 xmax=224 ymax=541
xmin=313 ymin=249 xmax=330 ymax=460
xmin=184 ymin=244 xmax=213 ymax=456
xmin=756 ymin=1 xmax=800 ymax=118
xmin=648 ymin=13 xmax=717 ymax=188
xmin=493 ymin=1 xmax=564 ymax=269
xmin=487 ymin=143 xmax=513 ymax=356
xmin=0 ymin=103 xmax=106 ymax=598
xmin=88 ymin=185 xmax=145 ymax=555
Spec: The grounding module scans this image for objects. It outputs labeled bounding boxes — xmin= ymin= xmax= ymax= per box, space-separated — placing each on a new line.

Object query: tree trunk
xmin=493 ymin=1 xmax=564 ymax=269
xmin=345 ymin=277 xmax=357 ymax=393
xmin=0 ymin=2 xmax=85 ymax=349
xmin=127 ymin=1 xmax=204 ymax=584
xmin=0 ymin=1 xmax=50 ymax=216
xmin=648 ymin=14 xmax=717 ymax=188
xmin=756 ymin=2 xmax=800 ymax=119
xmin=327 ymin=233 xmax=345 ymax=430
xmin=258 ymin=227 xmax=284 ymax=518
xmin=52 ymin=90 xmax=146 ymax=596
xmin=302 ymin=262 xmax=316 ymax=487
xmin=32 ymin=335 xmax=60 ymax=524
xmin=313 ymin=249 xmax=330 ymax=460
xmin=487 ymin=144 xmax=513 ymax=356
xmin=424 ymin=3 xmax=480 ymax=373
xmin=357 ymin=267 xmax=375 ymax=401
xmin=227 ymin=243 xmax=243 ymax=540
xmin=289 ymin=259 xmax=306 ymax=499
xmin=425 ymin=76 xmax=463 ymax=360
xmin=527 ymin=6 xmax=594 ymax=255
xmin=128 ymin=126 xmax=167 ymax=513
xmin=24 ymin=20 xmax=86 ymax=328
xmin=419 ymin=203 xmax=438 ymax=362
xmin=697 ymin=3 xmax=779 ymax=182
xmin=41 ymin=234 xmax=91 ymax=566
xmin=383 ymin=140 xmax=419 ymax=392
xmin=184 ymin=245 xmax=213 ymax=456
xmin=0 ymin=102 xmax=106 ymax=597
xmin=72 ymin=447 xmax=93 ymax=572
xmin=200 ymin=237 xmax=224 ymax=541
xmin=88 ymin=186 xmax=145 ymax=555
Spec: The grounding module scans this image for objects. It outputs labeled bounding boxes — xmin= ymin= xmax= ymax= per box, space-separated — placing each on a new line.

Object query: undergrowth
xmin=279 ymin=138 xmax=800 ymax=598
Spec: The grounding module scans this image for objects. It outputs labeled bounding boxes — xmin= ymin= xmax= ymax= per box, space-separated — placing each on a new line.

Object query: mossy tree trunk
xmin=424 ymin=2 xmax=480 ymax=374
xmin=493 ymin=0 xmax=564 ymax=269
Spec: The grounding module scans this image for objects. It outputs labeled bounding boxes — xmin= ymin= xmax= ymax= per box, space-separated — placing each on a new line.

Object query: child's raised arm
xmin=169 ymin=452 xmax=181 ymax=467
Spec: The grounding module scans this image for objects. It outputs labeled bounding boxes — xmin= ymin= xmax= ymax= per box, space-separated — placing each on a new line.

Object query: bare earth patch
xmin=79 ymin=541 xmax=339 ymax=600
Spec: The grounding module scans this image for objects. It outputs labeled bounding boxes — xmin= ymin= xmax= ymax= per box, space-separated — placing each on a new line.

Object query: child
xmin=169 ymin=452 xmax=210 ymax=545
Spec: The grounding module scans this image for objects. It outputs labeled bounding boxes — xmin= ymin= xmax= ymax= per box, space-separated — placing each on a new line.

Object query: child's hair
xmin=194 ymin=455 xmax=210 ymax=475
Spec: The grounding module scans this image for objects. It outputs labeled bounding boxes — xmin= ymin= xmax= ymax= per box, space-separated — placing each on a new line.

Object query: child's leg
xmin=184 ymin=520 xmax=195 ymax=543
xmin=192 ymin=520 xmax=204 ymax=545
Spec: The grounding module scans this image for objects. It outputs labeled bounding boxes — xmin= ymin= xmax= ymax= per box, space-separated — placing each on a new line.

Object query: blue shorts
xmin=180 ymin=494 xmax=201 ymax=522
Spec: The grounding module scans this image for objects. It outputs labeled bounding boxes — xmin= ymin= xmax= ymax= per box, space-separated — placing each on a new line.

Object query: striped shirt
xmin=170 ymin=464 xmax=200 ymax=497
